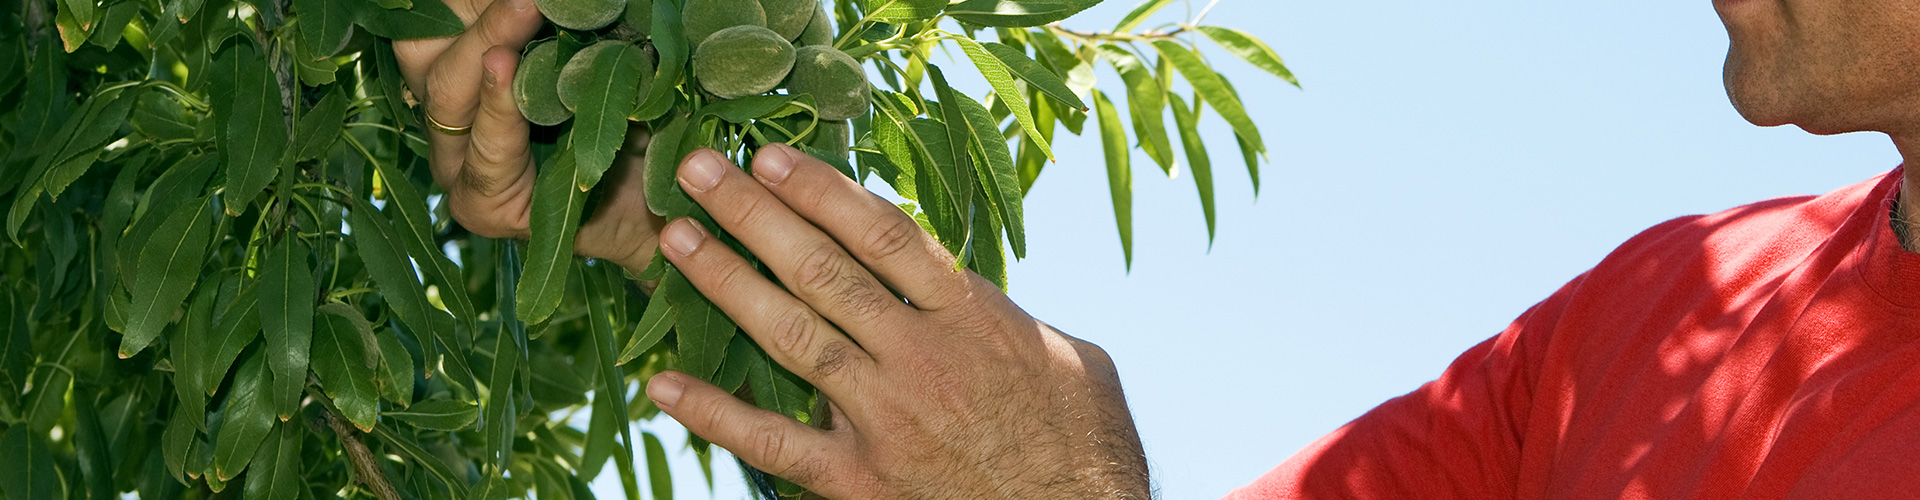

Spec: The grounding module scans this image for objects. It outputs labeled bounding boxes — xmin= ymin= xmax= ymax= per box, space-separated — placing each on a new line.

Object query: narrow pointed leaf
xmin=862 ymin=0 xmax=945 ymax=23
xmin=211 ymin=353 xmax=274 ymax=481
xmin=1151 ymin=40 xmax=1266 ymax=155
xmin=951 ymin=37 xmax=1054 ymax=161
xmin=484 ymin=318 xmax=521 ymax=471
xmin=664 ymin=266 xmax=732 ymax=381
xmin=379 ymin=332 xmax=416 ymax=406
xmin=925 ymin=66 xmax=980 ymax=256
xmin=1115 ymin=0 xmax=1178 ymax=33
xmin=644 ymin=431 xmax=673 ymax=500
xmin=1097 ymin=45 xmax=1174 ymax=172
xmin=949 ymin=93 xmax=1027 ymax=259
xmin=163 ymin=404 xmax=197 ymax=483
xmin=1093 ymin=90 xmax=1133 ymax=268
xmin=618 ymin=288 xmax=675 ymax=365
xmin=981 ymin=42 xmax=1087 ymax=111
xmin=204 ymin=284 xmax=261 ymax=398
xmin=372 ymin=155 xmax=477 ymax=335
xmin=261 ymin=237 xmax=314 ymax=420
xmin=1197 ymin=26 xmax=1300 ymax=88
xmin=517 ymin=146 xmax=588 ymax=324
xmin=212 ymin=42 xmax=287 ymax=214
xmin=123 ymin=195 xmax=216 ymax=358
xmin=290 ymin=89 xmax=349 ymax=162
xmin=313 ymin=310 xmax=381 ymax=431
xmin=573 ymin=42 xmax=650 ymax=191
xmin=1169 ymin=94 xmax=1216 ymax=243
xmin=350 ymin=197 xmax=437 ymax=344
xmin=945 ymin=0 xmax=1095 ymax=27
xmin=352 ymin=0 xmax=465 ymax=39
xmin=295 ymin=0 xmax=355 ymax=56
xmin=383 ymin=399 xmax=478 ymax=430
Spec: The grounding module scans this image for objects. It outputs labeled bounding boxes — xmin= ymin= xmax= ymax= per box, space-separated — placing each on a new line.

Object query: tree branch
xmin=308 ymin=384 xmax=403 ymax=500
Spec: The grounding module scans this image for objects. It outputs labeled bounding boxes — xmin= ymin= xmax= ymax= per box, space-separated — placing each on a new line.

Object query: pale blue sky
xmin=598 ymin=0 xmax=1906 ymax=498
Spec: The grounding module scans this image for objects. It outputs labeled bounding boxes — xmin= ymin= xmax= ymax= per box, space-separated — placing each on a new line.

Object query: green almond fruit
xmin=623 ymin=0 xmax=654 ymax=36
xmin=694 ymin=25 xmax=796 ymax=99
xmin=514 ymin=41 xmax=574 ymax=126
xmin=760 ymin=0 xmax=816 ymax=41
xmin=535 ymin=0 xmax=626 ymax=31
xmin=558 ymin=41 xmax=655 ymax=113
xmin=683 ymin=0 xmax=767 ymax=50
xmin=795 ymin=3 xmax=832 ymax=46
xmin=785 ymin=46 xmax=868 ymax=120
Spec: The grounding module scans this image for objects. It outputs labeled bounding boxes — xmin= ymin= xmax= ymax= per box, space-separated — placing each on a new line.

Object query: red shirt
xmin=1229 ymin=168 xmax=1920 ymax=499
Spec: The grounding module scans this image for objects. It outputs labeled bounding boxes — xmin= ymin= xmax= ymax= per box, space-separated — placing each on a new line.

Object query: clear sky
xmin=597 ymin=0 xmax=1907 ymax=498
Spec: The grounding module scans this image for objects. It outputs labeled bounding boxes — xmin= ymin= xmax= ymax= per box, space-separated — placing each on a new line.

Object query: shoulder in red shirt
xmin=1230 ymin=168 xmax=1920 ymax=500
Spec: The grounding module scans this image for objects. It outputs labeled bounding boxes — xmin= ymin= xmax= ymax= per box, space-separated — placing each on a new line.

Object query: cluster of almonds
xmin=514 ymin=0 xmax=872 ymax=127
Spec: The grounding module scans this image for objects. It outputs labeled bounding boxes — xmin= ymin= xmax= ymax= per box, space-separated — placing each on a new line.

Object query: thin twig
xmin=309 ymin=385 xmax=403 ymax=500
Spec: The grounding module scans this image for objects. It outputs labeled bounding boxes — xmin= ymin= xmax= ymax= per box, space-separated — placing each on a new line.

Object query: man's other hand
xmin=645 ymin=144 xmax=1150 ymax=499
xmin=393 ymin=0 xmax=664 ymax=274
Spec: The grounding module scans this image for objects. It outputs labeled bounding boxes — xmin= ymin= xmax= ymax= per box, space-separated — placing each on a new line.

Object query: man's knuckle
xmin=812 ymin=340 xmax=854 ymax=382
xmin=769 ymin=310 xmax=819 ymax=358
xmin=793 ymin=245 xmax=845 ymax=295
xmin=751 ymin=420 xmax=792 ymax=466
xmin=863 ymin=216 xmax=921 ymax=262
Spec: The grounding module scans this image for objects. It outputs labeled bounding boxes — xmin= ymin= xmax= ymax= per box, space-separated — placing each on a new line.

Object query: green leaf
xmin=663 ymin=266 xmax=732 ymax=382
xmin=924 ymin=66 xmax=981 ymax=257
xmin=384 ymin=399 xmax=478 ymax=430
xmin=1097 ymin=44 xmax=1173 ymax=172
xmin=968 ymin=186 xmax=1008 ymax=290
xmin=1169 ymin=94 xmax=1216 ymax=244
xmin=370 ymin=425 xmax=472 ymax=496
xmin=39 ymin=85 xmax=140 ymax=201
xmin=204 ymin=284 xmax=260 ymax=399
xmin=951 ymin=37 xmax=1054 ymax=163
xmin=644 ymin=431 xmax=673 ymax=500
xmin=313 ymin=308 xmax=381 ymax=431
xmin=1 ymin=425 xmax=62 ymax=500
xmin=981 ymin=42 xmax=1086 ymax=111
xmin=242 ymin=421 xmax=303 ymax=500
xmin=130 ymin=91 xmax=198 ymax=143
xmin=644 ymin=114 xmax=701 ymax=218
xmin=1115 ymin=0 xmax=1178 ymax=33
xmin=295 ymin=0 xmax=356 ymax=56
xmin=350 ymin=197 xmax=439 ymax=347
xmin=1197 ymin=26 xmax=1300 ymax=88
xmin=618 ymin=287 xmax=675 ymax=365
xmin=743 ymin=338 xmax=812 ymax=422
xmin=123 ymin=195 xmax=216 ymax=358
xmin=212 ymin=41 xmax=288 ymax=215
xmin=634 ymin=0 xmax=686 ymax=121
xmin=945 ymin=0 xmax=1097 ymax=27
xmin=379 ymin=331 xmax=416 ymax=406
xmin=572 ymin=42 xmax=651 ymax=191
xmin=862 ymin=0 xmax=946 ymax=23
xmin=1236 ymin=130 xmax=1261 ymax=195
xmin=24 ymin=364 xmax=70 ymax=434
xmin=517 ymin=145 xmax=588 ymax=325
xmin=483 ymin=319 xmax=521 ymax=471
xmin=261 ymin=237 xmax=314 ymax=420
xmin=1092 ymin=90 xmax=1132 ymax=268
xmin=352 ymin=0 xmax=465 ymax=40
xmin=372 ymin=152 xmax=477 ymax=338
xmin=163 ymin=404 xmax=197 ymax=483
xmin=1151 ymin=40 xmax=1266 ymax=155
xmin=212 ymin=353 xmax=275 ymax=481
xmin=703 ymin=95 xmax=797 ymax=124
xmin=949 ymin=91 xmax=1028 ymax=260
xmin=291 ymin=89 xmax=349 ymax=163
xmin=581 ymin=264 xmax=638 ymax=485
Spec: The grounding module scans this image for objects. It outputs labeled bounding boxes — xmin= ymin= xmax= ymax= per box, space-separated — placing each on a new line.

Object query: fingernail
xmin=680 ymin=151 xmax=724 ymax=192
xmin=647 ymin=373 xmax=684 ymax=408
xmin=755 ymin=145 xmax=796 ymax=185
xmin=509 ymin=0 xmax=533 ymax=11
xmin=661 ymin=219 xmax=706 ymax=256
xmin=483 ymin=67 xmax=498 ymax=88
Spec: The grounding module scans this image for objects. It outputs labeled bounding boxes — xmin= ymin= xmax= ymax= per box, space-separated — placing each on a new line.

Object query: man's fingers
xmin=422 ymin=0 xmax=543 ymax=130
xmin=646 ymin=371 xmax=873 ymax=499
xmin=435 ymin=46 xmax=538 ymax=240
xmin=675 ymin=150 xmax=922 ymax=344
xmin=658 ymin=218 xmax=874 ymax=398
xmin=750 ymin=144 xmax=982 ymax=312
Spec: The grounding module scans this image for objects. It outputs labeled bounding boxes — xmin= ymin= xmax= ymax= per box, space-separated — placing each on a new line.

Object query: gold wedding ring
xmin=424 ymin=111 xmax=472 ymax=136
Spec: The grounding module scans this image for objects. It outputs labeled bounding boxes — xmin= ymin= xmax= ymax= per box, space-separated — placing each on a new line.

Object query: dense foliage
xmin=0 ymin=0 xmax=1295 ymax=497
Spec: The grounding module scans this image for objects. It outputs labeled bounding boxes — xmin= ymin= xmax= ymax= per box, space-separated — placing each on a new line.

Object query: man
xmin=397 ymin=0 xmax=1920 ymax=497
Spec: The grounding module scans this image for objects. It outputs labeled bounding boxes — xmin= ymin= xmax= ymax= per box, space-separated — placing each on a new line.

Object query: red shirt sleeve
xmin=1225 ymin=275 xmax=1582 ymax=500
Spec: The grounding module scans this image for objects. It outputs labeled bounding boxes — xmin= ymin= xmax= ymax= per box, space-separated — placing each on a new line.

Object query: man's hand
xmin=393 ymin=0 xmax=663 ymax=273
xmin=644 ymin=144 xmax=1150 ymax=499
